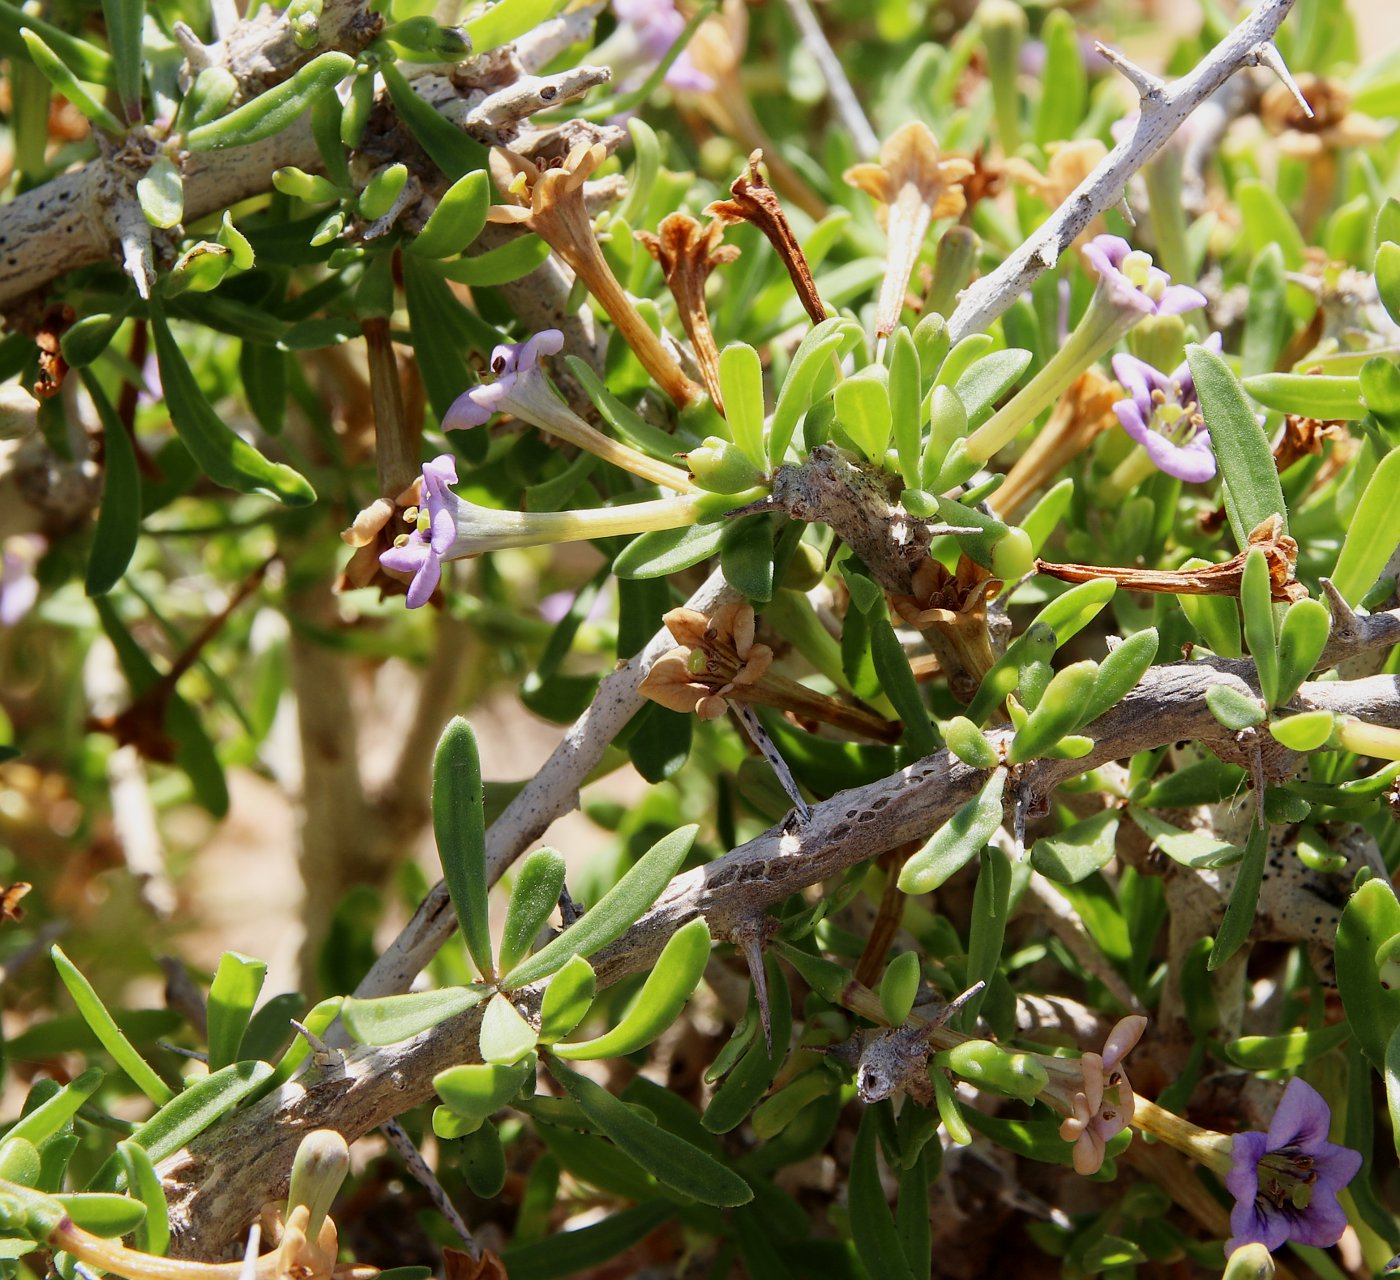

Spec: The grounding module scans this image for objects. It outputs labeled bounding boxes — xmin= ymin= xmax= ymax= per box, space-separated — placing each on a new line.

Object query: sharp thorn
xmin=1254 ymin=40 xmax=1313 ymax=118
xmin=1093 ymin=41 xmax=1166 ymax=99
xmin=734 ymin=918 xmax=774 ymax=1055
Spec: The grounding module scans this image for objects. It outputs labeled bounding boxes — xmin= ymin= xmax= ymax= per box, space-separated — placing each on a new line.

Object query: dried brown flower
xmin=845 ymin=123 xmax=974 ymax=337
xmin=641 ymin=601 xmax=898 ymax=739
xmin=1002 ymin=139 xmax=1109 ymax=250
xmin=636 ymin=212 xmax=739 ymax=411
xmin=709 ymin=151 xmax=827 ymax=326
xmin=888 ymin=556 xmax=1002 ymax=702
xmin=488 ymin=143 xmax=702 ymax=408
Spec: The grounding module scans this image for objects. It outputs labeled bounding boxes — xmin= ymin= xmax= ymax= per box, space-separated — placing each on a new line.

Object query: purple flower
xmin=443 ymin=330 xmax=565 ymax=432
xmin=611 ymin=0 xmax=713 ymax=92
xmin=1225 ymin=1077 xmax=1362 ymax=1254
xmin=1110 ymin=332 xmax=1221 ymax=483
xmin=1082 ymin=234 xmax=1206 ymax=319
xmin=380 ymin=455 xmax=460 ymax=609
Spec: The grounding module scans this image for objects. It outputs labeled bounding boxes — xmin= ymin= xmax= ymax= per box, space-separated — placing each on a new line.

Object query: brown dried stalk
xmin=708 ymin=151 xmax=827 ymax=326
xmin=1036 ymin=515 xmax=1307 ymax=602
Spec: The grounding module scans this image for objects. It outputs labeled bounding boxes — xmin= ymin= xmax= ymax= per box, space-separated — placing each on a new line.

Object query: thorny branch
xmin=162 ymin=604 xmax=1400 ymax=1252
xmin=947 ymin=0 xmax=1299 ymax=344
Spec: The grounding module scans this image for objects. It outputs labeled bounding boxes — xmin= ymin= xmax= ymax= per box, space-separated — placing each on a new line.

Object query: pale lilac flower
xmin=1110 ymin=332 xmax=1221 ymax=483
xmin=1225 ymin=1077 xmax=1362 ymax=1254
xmin=965 ymin=237 xmax=1205 ymax=465
xmin=442 ymin=330 xmax=694 ymax=492
xmin=0 ymin=535 xmax=45 ymax=626
xmin=1082 ymin=234 xmax=1206 ymax=319
xmin=380 ymin=456 xmax=706 ymax=610
xmin=611 ymin=0 xmax=712 ymax=92
xmin=380 ymin=455 xmax=461 ymax=609
xmin=444 ymin=331 xmax=566 ymax=432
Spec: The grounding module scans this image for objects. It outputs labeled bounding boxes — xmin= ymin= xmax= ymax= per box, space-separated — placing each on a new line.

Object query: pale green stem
xmin=964 ymin=286 xmax=1140 ymax=464
xmin=453 ymin=493 xmax=708 ymax=557
xmin=1100 ymin=444 xmax=1159 ymax=503
xmin=1334 ymin=717 xmax=1400 ymax=761
xmin=1130 ymin=1095 xmax=1236 ymax=1177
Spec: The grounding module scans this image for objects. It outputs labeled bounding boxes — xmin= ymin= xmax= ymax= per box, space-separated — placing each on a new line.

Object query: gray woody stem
xmin=947 ymin=0 xmax=1299 ymax=344
xmin=161 ymin=610 xmax=1400 ymax=1254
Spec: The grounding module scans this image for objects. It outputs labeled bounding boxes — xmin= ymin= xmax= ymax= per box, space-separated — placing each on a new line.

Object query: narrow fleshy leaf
xmin=1224 ymin=1022 xmax=1350 ymax=1070
xmin=81 ymin=370 xmax=141 ymax=596
xmin=2 ymin=1067 xmax=103 ymax=1146
xmin=98 ymin=1061 xmax=273 ymax=1189
xmin=878 ymin=952 xmax=921 ymax=1027
xmin=433 ymin=717 xmax=494 ymax=981
xmin=770 ymin=318 xmax=858 ymax=465
xmin=547 ymin=1056 xmax=753 ymax=1206
xmin=702 ymin=954 xmax=792 ymax=1133
xmin=501 ymin=825 xmax=698 ymax=989
xmin=889 ymin=328 xmax=922 ymax=488
xmin=205 ymin=951 xmax=267 ymax=1071
xmin=850 ymin=1108 xmax=918 ymax=1280
xmin=340 ymin=986 xmax=491 ymax=1046
xmin=1076 ymin=630 xmax=1158 ymax=726
xmin=20 ymin=28 xmax=122 ymax=133
xmin=115 ymin=1141 xmax=168 ymax=1256
xmin=184 ymin=52 xmax=354 ymax=151
xmin=1208 ymin=821 xmax=1268 ymax=970
xmin=1337 ymin=879 xmax=1400 ymax=1070
xmin=434 ymin=1060 xmax=532 ymax=1128
xmin=833 ymin=363 xmax=891 ymax=464
xmin=1243 ymin=372 xmax=1365 ymax=421
xmin=407 ymin=168 xmax=489 ymax=258
xmin=1269 ymin=710 xmax=1336 ymax=752
xmin=1332 ymin=445 xmax=1400 ymax=606
xmin=898 ymin=771 xmax=1006 ymax=894
xmin=499 ymin=847 xmax=567 ymax=978
xmin=433 ymin=235 xmax=552 ymax=286
xmin=613 ymin=521 xmax=726 ymax=579
xmin=556 ymin=919 xmax=711 ymax=1060
xmin=52 ymin=945 xmax=173 ymax=1105
xmin=53 ymin=1193 xmax=145 ymax=1237
xmin=1186 ymin=342 xmax=1286 ymax=548
xmin=1240 ymin=547 xmax=1279 ymax=706
xmin=149 ymin=300 xmax=315 ymax=505
xmin=718 ymin=342 xmax=767 ymax=469
xmin=1275 ymin=598 xmax=1331 ymax=705
xmin=1030 ymin=811 xmax=1120 ymax=884
xmin=463 ymin=0 xmax=567 ymax=54
xmin=135 ymin=155 xmax=182 ymax=229
xmin=538 ymin=954 xmax=597 ymax=1043
xmin=1205 ymin=683 xmax=1267 ymax=731
xmin=1007 ymin=661 xmax=1099 ymax=764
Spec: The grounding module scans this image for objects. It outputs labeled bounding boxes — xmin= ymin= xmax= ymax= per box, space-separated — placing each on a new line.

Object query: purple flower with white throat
xmin=380 ymin=455 xmax=461 ymax=609
xmin=1082 ymin=234 xmax=1206 ymax=319
xmin=1225 ymin=1077 xmax=1362 ymax=1255
xmin=965 ymin=236 xmax=1206 ymax=465
xmin=1110 ymin=332 xmax=1221 ymax=483
xmin=442 ymin=330 xmax=694 ymax=492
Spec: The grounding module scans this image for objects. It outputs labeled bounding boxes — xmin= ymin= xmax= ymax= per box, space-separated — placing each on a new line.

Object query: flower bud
xmin=358 ymin=163 xmax=408 ymax=221
xmin=991 ymin=526 xmax=1033 ymax=582
xmin=942 ymin=1039 xmax=1048 ymax=1102
xmin=1221 ymin=1242 xmax=1275 ymax=1280
xmin=685 ymin=436 xmax=764 ymax=493
xmin=944 ymin=715 xmax=999 ymax=768
xmin=927 ymin=226 xmax=980 ymax=320
xmin=286 ymin=1129 xmax=351 ymax=1239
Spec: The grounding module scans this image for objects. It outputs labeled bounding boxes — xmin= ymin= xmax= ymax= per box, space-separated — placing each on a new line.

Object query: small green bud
xmin=942 ymin=1038 xmax=1048 ymax=1101
xmin=286 ymin=1129 xmax=350 ymax=1239
xmin=927 ymin=226 xmax=980 ymax=320
xmin=358 ymin=163 xmax=409 ymax=221
xmin=164 ymin=242 xmax=231 ymax=295
xmin=272 ymin=166 xmax=343 ymax=203
xmin=991 ymin=526 xmax=1033 ymax=582
xmin=778 ymin=542 xmax=825 ymax=592
xmin=685 ymin=436 xmax=764 ymax=493
xmin=287 ymin=0 xmax=323 ymax=49
xmin=944 ymin=715 xmax=999 ymax=768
